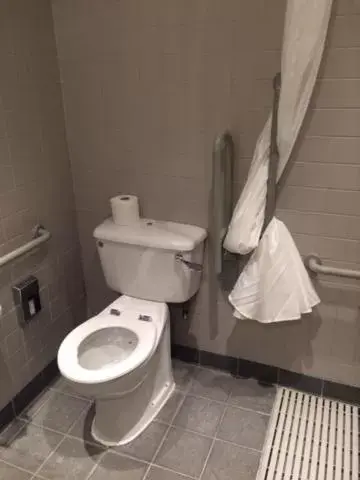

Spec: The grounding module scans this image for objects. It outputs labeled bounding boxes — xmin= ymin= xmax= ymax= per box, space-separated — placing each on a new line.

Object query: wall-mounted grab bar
xmin=305 ymin=254 xmax=360 ymax=280
xmin=210 ymin=132 xmax=234 ymax=275
xmin=0 ymin=225 xmax=51 ymax=268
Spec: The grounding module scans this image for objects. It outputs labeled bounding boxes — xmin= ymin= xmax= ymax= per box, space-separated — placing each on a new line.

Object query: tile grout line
xmin=0 ymin=457 xmax=39 ymax=478
xmin=4 ymin=367 xmax=273 ymax=479
xmin=19 ymin=399 xmax=92 ymax=440
xmin=147 ymin=464 xmax=197 ymax=480
xmin=31 ymin=434 xmax=68 ymax=480
xmin=162 ymin=422 xmax=264 ymax=454
xmin=19 ymin=385 xmax=91 ymax=424
xmin=48 ymin=381 xmax=93 ymax=401
xmin=10 ymin=373 xmax=269 ymax=475
xmin=30 ymin=398 xmax=92 ymax=480
xmin=84 ymin=448 xmax=108 ymax=480
xmin=213 ymin=389 xmax=272 ymax=455
xmin=198 ymin=399 xmax=229 ymax=480
xmin=142 ymin=379 xmax=192 ymax=480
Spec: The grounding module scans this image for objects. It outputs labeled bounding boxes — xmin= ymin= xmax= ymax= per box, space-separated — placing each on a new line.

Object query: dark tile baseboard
xmin=278 ymin=368 xmax=322 ymax=395
xmin=0 ymin=358 xmax=59 ymax=431
xmin=2 ymin=347 xmax=359 ymax=433
xmin=172 ymin=344 xmax=360 ymax=406
xmin=323 ymin=380 xmax=360 ymax=405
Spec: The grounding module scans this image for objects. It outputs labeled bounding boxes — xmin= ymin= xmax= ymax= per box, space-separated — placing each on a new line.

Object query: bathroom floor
xmin=0 ymin=361 xmax=276 ymax=480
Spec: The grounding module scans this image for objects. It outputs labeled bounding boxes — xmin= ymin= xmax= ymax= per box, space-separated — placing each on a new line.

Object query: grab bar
xmin=0 ymin=225 xmax=51 ymax=268
xmin=210 ymin=131 xmax=234 ymax=275
xmin=305 ymin=254 xmax=360 ymax=280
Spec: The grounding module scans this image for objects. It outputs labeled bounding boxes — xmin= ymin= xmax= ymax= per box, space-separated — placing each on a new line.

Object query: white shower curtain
xmin=224 ymin=0 xmax=334 ymax=323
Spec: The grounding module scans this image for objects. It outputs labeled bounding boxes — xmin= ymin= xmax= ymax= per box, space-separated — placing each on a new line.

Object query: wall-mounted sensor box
xmin=12 ymin=276 xmax=42 ymax=323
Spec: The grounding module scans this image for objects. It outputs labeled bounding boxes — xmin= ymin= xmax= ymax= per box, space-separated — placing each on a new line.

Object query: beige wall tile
xmin=292 ymin=136 xmax=360 ymax=164
xmin=1 ymin=210 xmax=34 ymax=241
xmin=312 ymin=79 xmax=360 ymax=108
xmin=0 ymin=137 xmax=11 ymax=165
xmin=292 ymin=233 xmax=360 ymax=263
xmin=329 ymin=13 xmax=360 ymax=48
xmin=321 ymin=47 xmax=360 ymax=78
xmin=0 ymin=187 xmax=29 ymax=218
xmin=277 ymin=210 xmax=360 ymax=241
xmin=278 ymin=186 xmax=360 ymax=216
xmin=306 ymin=109 xmax=360 ymax=137
xmin=335 ymin=0 xmax=360 ymax=15
xmin=0 ymin=0 xmax=85 ymax=410
xmin=285 ymin=162 xmax=360 ymax=190
xmin=0 ymin=165 xmax=14 ymax=194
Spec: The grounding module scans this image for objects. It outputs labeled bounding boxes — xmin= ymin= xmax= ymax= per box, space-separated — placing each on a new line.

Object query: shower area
xmin=0 ymin=0 xmax=360 ymax=478
xmin=51 ymin=0 xmax=360 ymax=391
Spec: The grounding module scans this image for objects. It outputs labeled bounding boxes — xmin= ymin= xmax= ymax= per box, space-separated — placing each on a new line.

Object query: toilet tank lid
xmin=94 ymin=218 xmax=207 ymax=252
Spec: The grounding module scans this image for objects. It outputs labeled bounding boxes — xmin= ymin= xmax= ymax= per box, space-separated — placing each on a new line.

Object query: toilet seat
xmin=58 ymin=311 xmax=156 ymax=385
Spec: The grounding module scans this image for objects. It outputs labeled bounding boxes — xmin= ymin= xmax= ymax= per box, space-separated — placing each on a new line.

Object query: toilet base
xmin=90 ymin=318 xmax=174 ymax=446
xmin=91 ymin=380 xmax=175 ymax=446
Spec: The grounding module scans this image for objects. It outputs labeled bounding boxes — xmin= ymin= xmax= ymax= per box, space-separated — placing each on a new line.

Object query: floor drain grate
xmin=257 ymin=387 xmax=359 ymax=480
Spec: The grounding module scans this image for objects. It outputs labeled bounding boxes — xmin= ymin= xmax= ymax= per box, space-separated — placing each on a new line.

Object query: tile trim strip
xmin=0 ymin=358 xmax=58 ymax=431
xmin=172 ymin=344 xmax=360 ymax=406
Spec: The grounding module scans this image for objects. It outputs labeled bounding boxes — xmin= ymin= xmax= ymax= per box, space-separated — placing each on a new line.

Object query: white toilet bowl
xmin=58 ymin=215 xmax=207 ymax=446
xmin=58 ymin=295 xmax=175 ymax=446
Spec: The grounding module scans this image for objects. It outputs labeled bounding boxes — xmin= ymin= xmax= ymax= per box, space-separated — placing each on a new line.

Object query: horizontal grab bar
xmin=305 ymin=254 xmax=360 ymax=280
xmin=0 ymin=225 xmax=51 ymax=268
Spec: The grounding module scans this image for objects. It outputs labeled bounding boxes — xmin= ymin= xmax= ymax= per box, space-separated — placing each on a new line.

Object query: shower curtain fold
xmin=224 ymin=0 xmax=334 ymax=323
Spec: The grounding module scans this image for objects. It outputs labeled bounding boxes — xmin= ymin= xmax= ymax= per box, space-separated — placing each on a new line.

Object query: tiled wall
xmin=0 ymin=0 xmax=86 ymax=410
xmin=52 ymin=0 xmax=360 ymax=387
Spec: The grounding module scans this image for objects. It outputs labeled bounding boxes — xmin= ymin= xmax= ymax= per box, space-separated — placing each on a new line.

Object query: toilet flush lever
xmin=175 ymin=253 xmax=203 ymax=272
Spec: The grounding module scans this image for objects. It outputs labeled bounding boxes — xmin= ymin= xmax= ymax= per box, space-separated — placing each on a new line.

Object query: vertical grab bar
xmin=210 ymin=132 xmax=234 ymax=275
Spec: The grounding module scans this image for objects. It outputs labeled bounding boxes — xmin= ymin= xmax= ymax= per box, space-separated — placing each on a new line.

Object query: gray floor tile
xmin=190 ymin=368 xmax=235 ymax=402
xmin=68 ymin=404 xmax=100 ymax=446
xmin=112 ymin=421 xmax=168 ymax=462
xmin=153 ymin=426 xmax=212 ymax=477
xmin=217 ymin=406 xmax=269 ymax=451
xmin=228 ymin=378 xmax=276 ymax=414
xmin=0 ymin=423 xmax=63 ymax=473
xmin=89 ymin=451 xmax=148 ymax=480
xmin=202 ymin=440 xmax=260 ymax=480
xmin=0 ymin=461 xmax=32 ymax=479
xmin=156 ymin=391 xmax=184 ymax=424
xmin=0 ymin=418 xmax=27 ymax=446
xmin=173 ymin=395 xmax=225 ymax=436
xmin=145 ymin=465 xmax=190 ymax=480
xmin=49 ymin=376 xmax=86 ymax=399
xmin=31 ymin=391 xmax=90 ymax=433
xmin=19 ymin=389 xmax=53 ymax=421
xmin=172 ymin=360 xmax=195 ymax=392
xmin=36 ymin=437 xmax=105 ymax=480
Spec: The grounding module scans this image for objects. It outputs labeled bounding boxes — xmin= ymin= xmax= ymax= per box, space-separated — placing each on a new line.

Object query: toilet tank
xmin=94 ymin=219 xmax=207 ymax=303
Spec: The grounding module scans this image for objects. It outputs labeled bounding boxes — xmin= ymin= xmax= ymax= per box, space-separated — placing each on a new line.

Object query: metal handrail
xmin=214 ymin=132 xmax=234 ymax=234
xmin=211 ymin=131 xmax=234 ymax=275
xmin=305 ymin=254 xmax=360 ymax=280
xmin=0 ymin=225 xmax=51 ymax=268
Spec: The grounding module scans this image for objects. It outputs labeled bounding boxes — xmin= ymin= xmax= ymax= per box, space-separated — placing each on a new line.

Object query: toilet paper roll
xmin=110 ymin=195 xmax=140 ymax=225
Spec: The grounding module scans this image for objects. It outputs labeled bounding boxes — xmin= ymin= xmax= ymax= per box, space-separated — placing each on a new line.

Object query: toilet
xmin=57 ymin=217 xmax=207 ymax=446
